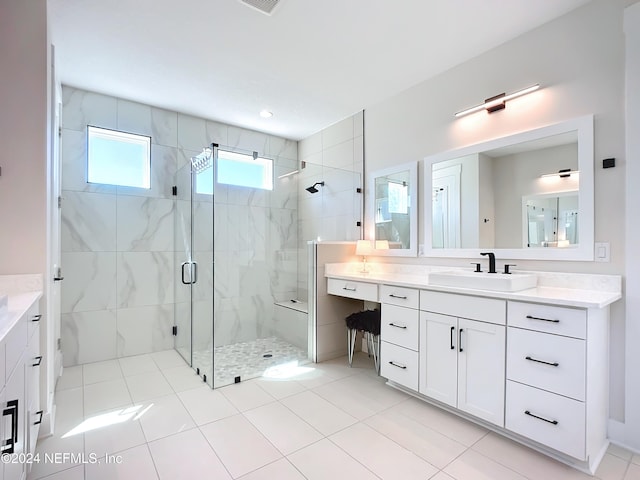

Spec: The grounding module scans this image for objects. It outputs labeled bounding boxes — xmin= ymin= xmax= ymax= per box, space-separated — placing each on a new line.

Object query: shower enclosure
xmin=174 ymin=145 xmax=308 ymax=388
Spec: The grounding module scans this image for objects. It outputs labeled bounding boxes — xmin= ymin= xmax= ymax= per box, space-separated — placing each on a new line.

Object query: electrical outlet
xmin=595 ymin=242 xmax=610 ymax=262
xmin=418 ymin=244 xmax=425 ymax=256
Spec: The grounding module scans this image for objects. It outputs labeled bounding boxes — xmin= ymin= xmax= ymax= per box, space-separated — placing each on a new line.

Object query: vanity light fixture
xmin=540 ymin=169 xmax=580 ymax=179
xmin=375 ymin=240 xmax=390 ymax=250
xmin=260 ymin=110 xmax=273 ymax=118
xmin=454 ymin=84 xmax=540 ymax=118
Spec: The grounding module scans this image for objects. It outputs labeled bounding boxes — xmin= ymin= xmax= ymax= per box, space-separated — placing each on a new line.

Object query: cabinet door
xmin=457 ymin=318 xmax=506 ymax=427
xmin=3 ymin=356 xmax=25 ymax=480
xmin=419 ymin=312 xmax=457 ymax=407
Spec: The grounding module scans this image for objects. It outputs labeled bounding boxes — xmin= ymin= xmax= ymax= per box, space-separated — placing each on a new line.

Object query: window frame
xmin=86 ymin=125 xmax=152 ymax=189
xmin=215 ymin=149 xmax=274 ymax=191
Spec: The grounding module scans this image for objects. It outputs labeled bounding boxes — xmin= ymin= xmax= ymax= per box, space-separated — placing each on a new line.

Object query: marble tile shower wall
xmin=297 ymin=113 xmax=364 ymax=301
xmin=60 ymin=86 xmax=298 ymax=366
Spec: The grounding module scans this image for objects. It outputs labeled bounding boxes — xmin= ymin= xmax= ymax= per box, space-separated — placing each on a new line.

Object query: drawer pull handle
xmin=526 ymin=315 xmax=560 ymax=323
xmin=389 ymin=294 xmax=408 ymax=299
xmin=33 ymin=356 xmax=43 ymax=367
xmin=525 ymin=356 xmax=559 ymax=367
xmin=32 ymin=314 xmax=42 ymax=322
xmin=1 ymin=400 xmax=18 ymax=454
xmin=389 ymin=323 xmax=407 ymax=329
xmin=524 ymin=410 xmax=558 ymax=425
xmin=450 ymin=326 xmax=455 ymax=350
xmin=459 ymin=328 xmax=464 ymax=352
xmin=388 ymin=361 xmax=407 ymax=369
xmin=34 ymin=410 xmax=44 ymax=425
xmin=343 ymin=286 xmax=357 ymax=292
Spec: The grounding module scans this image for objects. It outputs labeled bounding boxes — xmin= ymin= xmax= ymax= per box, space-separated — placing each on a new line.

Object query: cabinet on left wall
xmin=0 ymin=294 xmax=42 ymax=480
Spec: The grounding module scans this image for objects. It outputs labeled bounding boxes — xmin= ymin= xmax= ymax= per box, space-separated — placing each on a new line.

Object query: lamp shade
xmin=375 ymin=240 xmax=389 ymax=250
xmin=355 ymin=240 xmax=374 ymax=256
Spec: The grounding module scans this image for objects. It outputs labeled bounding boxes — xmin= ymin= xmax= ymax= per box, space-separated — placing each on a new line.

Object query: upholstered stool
xmin=345 ymin=310 xmax=381 ymax=373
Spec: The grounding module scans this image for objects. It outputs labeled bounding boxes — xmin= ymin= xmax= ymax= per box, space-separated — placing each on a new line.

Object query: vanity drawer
xmin=27 ymin=302 xmax=41 ymax=342
xmin=381 ymin=304 xmax=419 ymax=351
xmin=507 ymin=328 xmax=586 ymax=401
xmin=506 ymin=380 xmax=585 ymax=460
xmin=5 ymin=310 xmax=28 ymax=381
xmin=380 ymin=341 xmax=418 ymax=391
xmin=327 ymin=278 xmax=378 ymax=302
xmin=420 ymin=290 xmax=506 ymax=325
xmin=380 ymin=285 xmax=419 ymax=309
xmin=508 ymin=301 xmax=586 ymax=339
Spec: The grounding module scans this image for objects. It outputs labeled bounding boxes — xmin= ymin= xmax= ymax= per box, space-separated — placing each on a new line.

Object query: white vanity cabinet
xmin=380 ymin=285 xmax=420 ymax=390
xmin=0 ymin=295 xmax=41 ymax=480
xmin=418 ymin=291 xmax=506 ymax=427
xmin=505 ymin=301 xmax=607 ymax=466
xmin=26 ymin=321 xmax=42 ymax=458
xmin=325 ymin=263 xmax=619 ymax=474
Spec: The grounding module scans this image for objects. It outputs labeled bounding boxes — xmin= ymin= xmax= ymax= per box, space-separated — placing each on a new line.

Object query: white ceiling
xmin=48 ymin=0 xmax=591 ymax=141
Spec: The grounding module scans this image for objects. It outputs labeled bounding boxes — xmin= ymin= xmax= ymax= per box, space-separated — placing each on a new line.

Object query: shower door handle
xmin=181 ymin=262 xmax=190 ymax=285
xmin=181 ymin=262 xmax=197 ymax=285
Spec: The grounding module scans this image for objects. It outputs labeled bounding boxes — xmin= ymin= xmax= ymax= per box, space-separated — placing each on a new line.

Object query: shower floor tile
xmin=192 ymin=336 xmax=309 ymax=388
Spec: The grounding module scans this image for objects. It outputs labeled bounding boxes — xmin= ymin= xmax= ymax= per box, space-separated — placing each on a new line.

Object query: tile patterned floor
xmin=29 ymin=350 xmax=640 ymax=480
xmin=191 ymin=336 xmax=309 ymax=387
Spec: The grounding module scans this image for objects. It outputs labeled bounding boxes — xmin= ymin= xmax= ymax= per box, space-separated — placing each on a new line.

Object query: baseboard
xmin=608 ymin=419 xmax=626 ymax=445
xmin=608 ymin=419 xmax=640 ymax=455
xmin=38 ymin=405 xmax=56 ymax=439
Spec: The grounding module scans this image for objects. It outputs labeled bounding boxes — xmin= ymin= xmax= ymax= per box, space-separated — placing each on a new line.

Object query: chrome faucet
xmin=480 ymin=252 xmax=496 ymax=274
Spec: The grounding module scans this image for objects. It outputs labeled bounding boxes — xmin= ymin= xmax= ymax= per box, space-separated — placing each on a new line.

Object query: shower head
xmin=306 ymin=181 xmax=324 ymax=194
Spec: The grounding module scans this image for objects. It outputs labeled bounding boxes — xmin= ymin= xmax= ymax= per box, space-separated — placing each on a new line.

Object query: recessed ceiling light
xmin=260 ymin=110 xmax=273 ymax=118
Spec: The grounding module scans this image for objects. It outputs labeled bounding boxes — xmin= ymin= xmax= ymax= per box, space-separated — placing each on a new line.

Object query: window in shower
xmin=217 ymin=149 xmax=273 ymax=190
xmin=87 ymin=126 xmax=151 ymax=188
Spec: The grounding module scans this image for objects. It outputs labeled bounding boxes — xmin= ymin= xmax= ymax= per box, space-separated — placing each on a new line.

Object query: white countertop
xmin=0 ymin=292 xmax=42 ymax=342
xmin=325 ymin=267 xmax=621 ymax=309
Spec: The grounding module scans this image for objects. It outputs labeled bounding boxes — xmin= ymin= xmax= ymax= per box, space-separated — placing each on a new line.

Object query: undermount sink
xmin=429 ymin=270 xmax=537 ymax=292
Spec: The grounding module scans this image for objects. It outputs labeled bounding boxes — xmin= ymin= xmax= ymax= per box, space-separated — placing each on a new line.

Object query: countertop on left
xmin=0 ymin=291 xmax=42 ymax=342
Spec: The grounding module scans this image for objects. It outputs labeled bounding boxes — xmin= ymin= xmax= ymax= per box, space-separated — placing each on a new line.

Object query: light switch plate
xmin=595 ymin=242 xmax=610 ymax=262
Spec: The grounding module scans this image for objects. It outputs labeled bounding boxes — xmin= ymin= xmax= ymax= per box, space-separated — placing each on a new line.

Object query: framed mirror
xmin=368 ymin=161 xmax=418 ymax=256
xmin=423 ymin=115 xmax=594 ymax=260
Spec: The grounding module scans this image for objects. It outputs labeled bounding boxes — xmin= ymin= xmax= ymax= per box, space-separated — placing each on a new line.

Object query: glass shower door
xmin=174 ymin=162 xmax=193 ymax=364
xmin=191 ymin=153 xmax=215 ymax=387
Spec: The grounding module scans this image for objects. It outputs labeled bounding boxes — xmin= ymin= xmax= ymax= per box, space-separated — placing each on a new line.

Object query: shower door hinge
xmin=58 ymin=126 xmax=62 ymax=137
xmin=356 ymin=221 xmax=362 ymax=227
xmin=58 ymin=196 xmax=62 ymax=209
xmin=172 ymin=326 xmax=177 ymax=336
xmin=171 ymin=186 xmax=177 ymax=196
